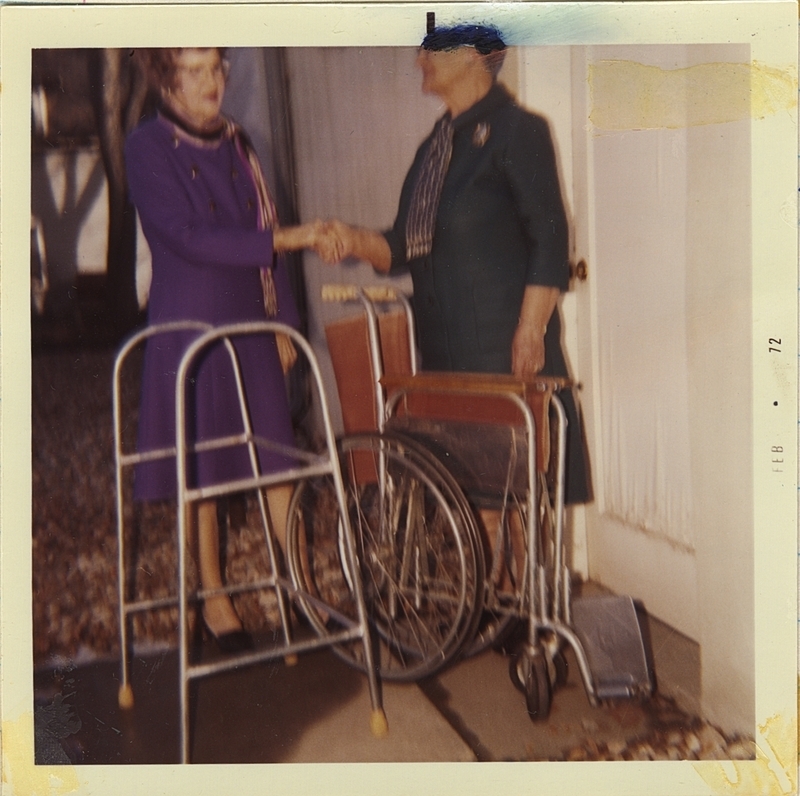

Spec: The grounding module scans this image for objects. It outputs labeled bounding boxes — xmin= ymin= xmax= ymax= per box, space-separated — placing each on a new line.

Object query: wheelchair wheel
xmin=378 ymin=430 xmax=486 ymax=652
xmin=286 ymin=432 xmax=484 ymax=682
xmin=509 ymin=648 xmax=552 ymax=721
xmin=552 ymin=648 xmax=569 ymax=688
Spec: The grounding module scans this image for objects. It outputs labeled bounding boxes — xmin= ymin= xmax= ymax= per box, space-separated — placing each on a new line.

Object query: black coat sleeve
xmin=502 ymin=112 xmax=570 ymax=291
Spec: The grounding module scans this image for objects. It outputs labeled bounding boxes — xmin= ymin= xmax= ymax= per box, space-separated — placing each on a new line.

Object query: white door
xmin=569 ymin=43 xmax=756 ymax=735
xmin=568 ymin=45 xmax=700 ymax=639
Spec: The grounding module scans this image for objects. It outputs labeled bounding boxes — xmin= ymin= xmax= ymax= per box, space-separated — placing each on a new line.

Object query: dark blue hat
xmin=421 ymin=24 xmax=506 ymax=55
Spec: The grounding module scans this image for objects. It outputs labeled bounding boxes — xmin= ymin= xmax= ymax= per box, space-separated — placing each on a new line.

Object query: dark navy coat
xmin=384 ymin=84 xmax=590 ymax=503
xmin=385 ymin=83 xmax=570 ymax=375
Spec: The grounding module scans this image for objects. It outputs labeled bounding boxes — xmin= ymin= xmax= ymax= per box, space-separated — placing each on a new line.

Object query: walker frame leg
xmin=114 ymin=321 xmax=389 ymax=764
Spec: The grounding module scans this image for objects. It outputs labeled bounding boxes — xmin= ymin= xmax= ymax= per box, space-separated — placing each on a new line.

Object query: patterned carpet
xmin=32 ymin=346 xmax=282 ymax=665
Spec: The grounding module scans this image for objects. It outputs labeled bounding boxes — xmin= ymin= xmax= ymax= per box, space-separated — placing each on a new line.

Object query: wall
xmin=286 ymin=47 xmax=448 ymax=433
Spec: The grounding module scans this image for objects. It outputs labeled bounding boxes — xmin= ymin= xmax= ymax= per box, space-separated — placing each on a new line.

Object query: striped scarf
xmin=226 ymin=119 xmax=280 ymax=317
xmin=405 ymin=114 xmax=454 ymax=261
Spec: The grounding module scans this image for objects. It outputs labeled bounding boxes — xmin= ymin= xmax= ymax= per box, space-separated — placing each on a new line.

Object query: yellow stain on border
xmin=589 ymin=60 xmax=797 ymax=131
xmin=2 ymin=713 xmax=81 ymax=795
xmin=693 ymin=712 xmax=797 ymax=795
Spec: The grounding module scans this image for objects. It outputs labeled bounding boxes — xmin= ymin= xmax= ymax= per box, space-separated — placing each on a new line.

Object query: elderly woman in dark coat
xmin=126 ymin=48 xmax=326 ymax=651
xmin=326 ymin=26 xmax=590 ymax=506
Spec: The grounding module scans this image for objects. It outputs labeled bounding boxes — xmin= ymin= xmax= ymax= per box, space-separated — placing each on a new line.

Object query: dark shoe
xmin=226 ymin=493 xmax=249 ymax=533
xmin=202 ymin=616 xmax=255 ymax=654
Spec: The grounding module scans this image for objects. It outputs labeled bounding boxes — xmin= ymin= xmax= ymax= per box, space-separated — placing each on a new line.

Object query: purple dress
xmin=125 ymin=114 xmax=300 ymax=501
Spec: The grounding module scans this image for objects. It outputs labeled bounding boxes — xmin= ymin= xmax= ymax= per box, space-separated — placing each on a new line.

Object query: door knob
xmin=571 ymin=259 xmax=588 ymax=282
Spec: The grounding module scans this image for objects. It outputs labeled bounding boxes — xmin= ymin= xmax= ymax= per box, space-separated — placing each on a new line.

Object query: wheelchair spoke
xmin=286 ymin=433 xmax=483 ymax=682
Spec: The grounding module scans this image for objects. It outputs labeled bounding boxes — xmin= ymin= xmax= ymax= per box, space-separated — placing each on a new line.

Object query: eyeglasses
xmin=176 ymin=59 xmax=230 ymax=83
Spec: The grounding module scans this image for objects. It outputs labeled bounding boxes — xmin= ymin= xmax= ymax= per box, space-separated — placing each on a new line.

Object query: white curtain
xmin=592 ymin=89 xmax=695 ymax=551
xmin=286 ymin=47 xmax=441 ymax=431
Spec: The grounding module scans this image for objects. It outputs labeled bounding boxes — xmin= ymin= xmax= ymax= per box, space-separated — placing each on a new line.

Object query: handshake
xmin=278 ymin=218 xmax=387 ymax=271
xmin=306 ymin=219 xmax=356 ymax=265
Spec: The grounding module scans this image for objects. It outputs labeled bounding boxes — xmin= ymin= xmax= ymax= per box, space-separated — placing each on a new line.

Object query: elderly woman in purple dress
xmin=126 ymin=48 xmax=328 ymax=652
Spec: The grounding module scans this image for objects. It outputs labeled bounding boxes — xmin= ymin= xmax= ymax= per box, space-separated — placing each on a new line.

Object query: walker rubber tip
xmin=118 ymin=683 xmax=134 ymax=710
xmin=370 ymin=709 xmax=389 ymax=738
xmin=284 ymin=654 xmax=298 ymax=667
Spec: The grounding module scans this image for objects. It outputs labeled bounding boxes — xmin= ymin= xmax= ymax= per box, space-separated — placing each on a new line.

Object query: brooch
xmin=472 ymin=122 xmax=490 ymax=148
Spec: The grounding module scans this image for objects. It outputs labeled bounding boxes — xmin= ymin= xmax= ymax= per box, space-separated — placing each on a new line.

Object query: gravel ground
xmin=556 ymin=693 xmax=754 ymax=761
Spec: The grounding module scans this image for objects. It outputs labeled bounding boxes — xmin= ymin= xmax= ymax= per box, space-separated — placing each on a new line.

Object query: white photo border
xmin=1 ymin=3 xmax=796 ymax=794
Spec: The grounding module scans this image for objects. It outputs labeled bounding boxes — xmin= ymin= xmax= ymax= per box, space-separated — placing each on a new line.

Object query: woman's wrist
xmin=274 ymin=222 xmax=318 ymax=252
xmin=272 ymin=227 xmax=287 ymax=252
xmin=306 ymin=220 xmax=323 ymax=249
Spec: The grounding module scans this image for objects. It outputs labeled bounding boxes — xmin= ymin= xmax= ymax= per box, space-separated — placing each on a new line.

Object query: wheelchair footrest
xmin=571 ymin=595 xmax=655 ymax=700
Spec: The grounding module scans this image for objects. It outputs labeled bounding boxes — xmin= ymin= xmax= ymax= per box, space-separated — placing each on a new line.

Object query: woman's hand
xmin=511 ymin=324 xmax=546 ymax=380
xmin=314 ymin=220 xmax=351 ymax=264
xmin=511 ymin=285 xmax=560 ymax=380
xmin=272 ymin=220 xmax=347 ymax=263
xmin=276 ymin=333 xmax=297 ymax=374
xmin=314 ymin=220 xmax=393 ymax=272
xmin=277 ymin=217 xmax=392 ymax=272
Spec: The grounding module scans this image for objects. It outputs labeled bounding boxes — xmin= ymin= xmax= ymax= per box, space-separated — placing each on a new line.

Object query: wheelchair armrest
xmin=380 ymin=371 xmax=571 ymax=401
